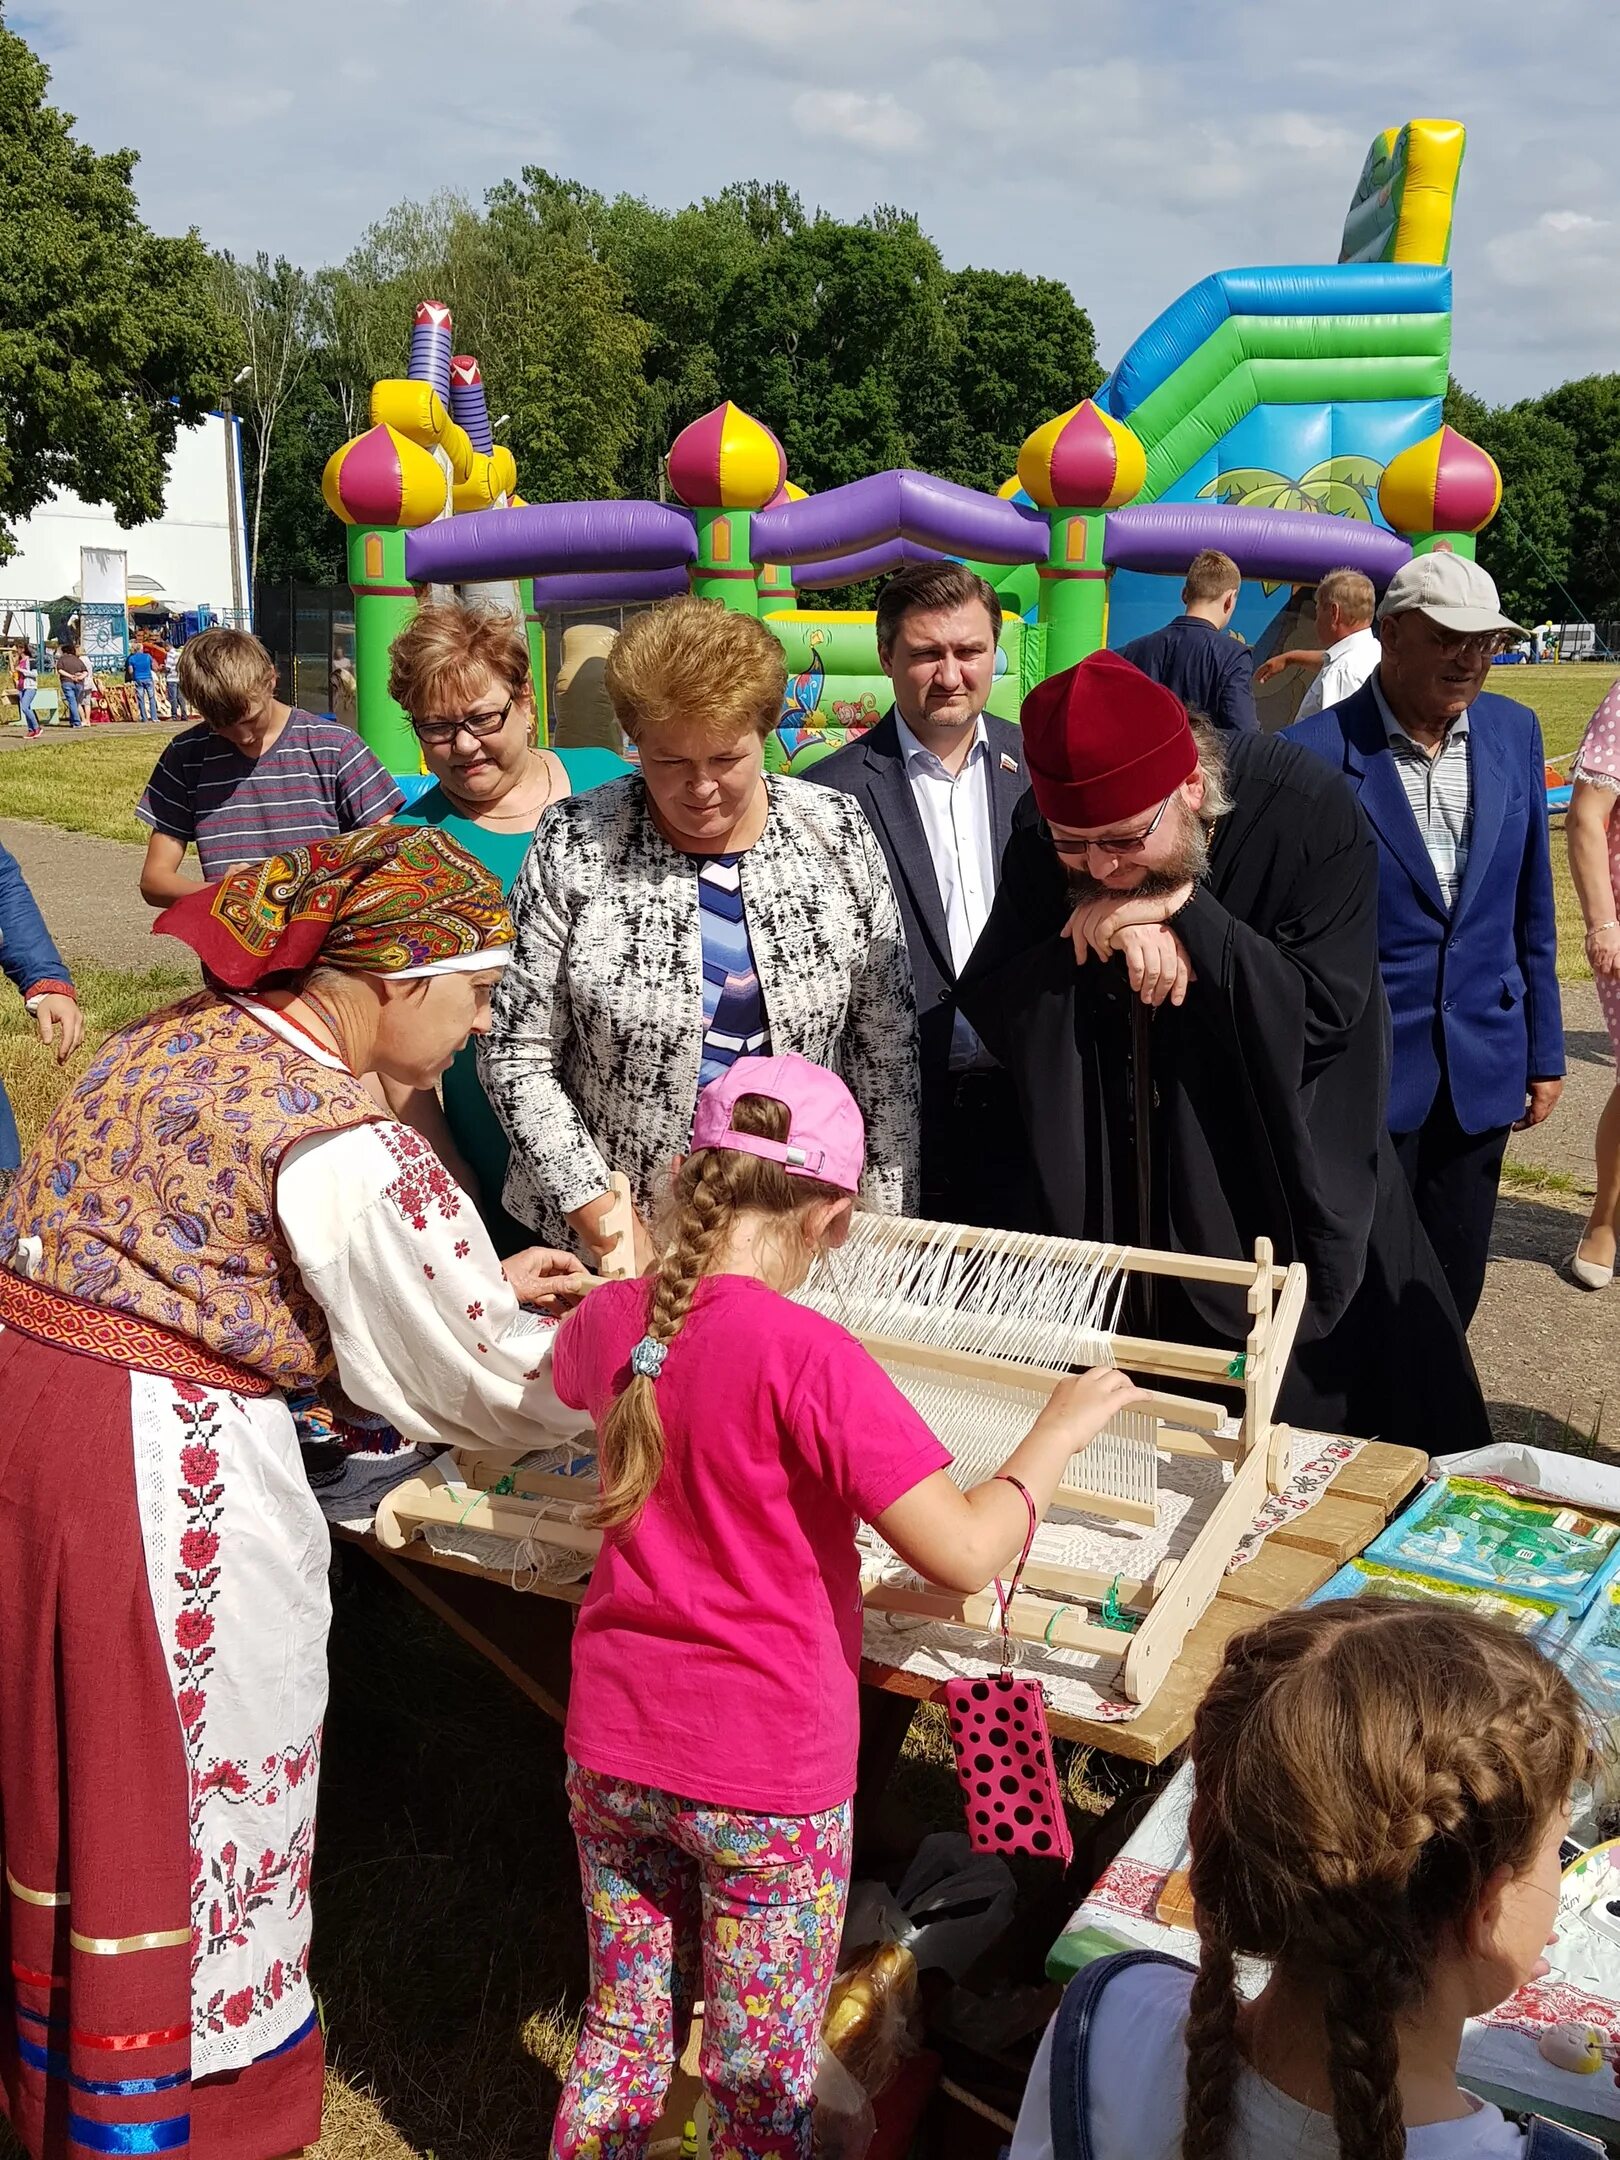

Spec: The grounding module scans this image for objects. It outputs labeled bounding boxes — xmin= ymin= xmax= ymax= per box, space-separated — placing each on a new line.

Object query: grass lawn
xmin=0 ymin=727 xmax=162 ymax=844
xmin=0 ymin=956 xmax=195 ymax=1147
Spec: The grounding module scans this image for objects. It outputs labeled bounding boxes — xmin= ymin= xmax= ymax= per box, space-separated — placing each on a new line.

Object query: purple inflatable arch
xmin=790 ymin=537 xmax=951 ymax=589
xmin=751 ymin=470 xmax=1043 ymax=569
xmin=1103 ymin=502 xmax=1411 ymax=587
xmin=405 ymin=500 xmax=695 ymax=586
xmin=530 ymin=567 xmax=689 ymax=611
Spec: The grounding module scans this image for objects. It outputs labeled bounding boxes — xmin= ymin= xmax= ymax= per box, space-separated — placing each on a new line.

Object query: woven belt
xmin=0 ymin=1267 xmax=274 ymax=1397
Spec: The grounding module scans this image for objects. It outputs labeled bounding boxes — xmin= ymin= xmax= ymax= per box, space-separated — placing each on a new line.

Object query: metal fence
xmin=254 ymin=582 xmax=354 ymax=718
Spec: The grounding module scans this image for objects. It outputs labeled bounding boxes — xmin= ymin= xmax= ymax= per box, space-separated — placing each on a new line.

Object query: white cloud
xmin=789 ymin=89 xmax=923 ymax=154
xmin=1273 ymin=112 xmax=1356 ymax=156
xmin=15 ymin=0 xmax=1620 ymax=402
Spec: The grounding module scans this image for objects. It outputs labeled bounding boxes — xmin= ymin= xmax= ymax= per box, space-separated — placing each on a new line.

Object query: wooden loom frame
xmin=375 ymin=1190 xmax=1307 ymax=1709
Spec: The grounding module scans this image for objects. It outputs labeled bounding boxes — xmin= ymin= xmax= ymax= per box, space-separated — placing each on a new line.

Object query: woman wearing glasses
xmin=391 ymin=601 xmax=631 ymax=1251
xmin=479 ymin=596 xmax=919 ymax=1269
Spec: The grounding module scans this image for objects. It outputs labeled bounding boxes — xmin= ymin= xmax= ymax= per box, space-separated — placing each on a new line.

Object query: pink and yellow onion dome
xmin=1017 ymin=401 xmax=1146 ymax=512
xmin=667 ymin=401 xmax=787 ymax=510
xmin=322 ymin=424 xmax=448 ymax=529
xmin=1378 ymin=426 xmax=1502 ymax=537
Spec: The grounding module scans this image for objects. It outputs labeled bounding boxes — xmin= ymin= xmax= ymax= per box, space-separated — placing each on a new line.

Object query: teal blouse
xmin=398 ymin=746 xmax=632 ymax=1253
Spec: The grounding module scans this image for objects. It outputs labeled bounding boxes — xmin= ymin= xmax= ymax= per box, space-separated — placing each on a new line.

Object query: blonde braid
xmin=591 ymin=1089 xmax=850 ymax=1530
xmin=593 ymin=1154 xmax=732 ymax=1529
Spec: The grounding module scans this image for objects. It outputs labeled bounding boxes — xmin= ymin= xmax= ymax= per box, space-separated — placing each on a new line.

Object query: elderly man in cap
xmin=1285 ymin=553 xmax=1563 ymax=1325
xmin=958 ymin=648 xmax=1487 ymax=1450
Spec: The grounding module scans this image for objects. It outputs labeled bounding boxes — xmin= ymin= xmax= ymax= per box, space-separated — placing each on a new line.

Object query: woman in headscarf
xmin=0 ymin=825 xmax=584 ymax=2160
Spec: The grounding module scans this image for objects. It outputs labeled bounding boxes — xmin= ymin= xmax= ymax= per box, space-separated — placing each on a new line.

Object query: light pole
xmin=221 ymin=365 xmax=253 ymax=621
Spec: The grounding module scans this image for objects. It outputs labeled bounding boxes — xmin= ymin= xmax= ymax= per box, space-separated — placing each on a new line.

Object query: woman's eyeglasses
xmin=411 ymin=697 xmax=513 ymax=748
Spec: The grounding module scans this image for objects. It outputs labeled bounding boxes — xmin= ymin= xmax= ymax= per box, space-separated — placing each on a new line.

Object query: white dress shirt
xmin=1296 ymin=624 xmax=1381 ymax=717
xmin=894 ymin=711 xmax=997 ymax=1070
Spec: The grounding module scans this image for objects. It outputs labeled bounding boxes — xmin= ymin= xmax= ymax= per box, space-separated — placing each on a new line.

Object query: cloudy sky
xmin=17 ymin=0 xmax=1617 ymax=405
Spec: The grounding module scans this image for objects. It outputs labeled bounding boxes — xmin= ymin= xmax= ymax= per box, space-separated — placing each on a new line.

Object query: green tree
xmin=1541 ymin=375 xmax=1620 ymax=622
xmin=211 ymin=254 xmax=319 ymax=586
xmin=249 ymin=359 xmax=349 ymax=586
xmin=1442 ymin=376 xmax=1490 ymax=438
xmin=1446 ymin=377 xmax=1589 ymax=624
xmin=596 ymin=182 xmax=792 ymax=498
xmin=0 ymin=19 xmax=234 ymax=562
xmin=455 ymin=179 xmax=651 ymax=501
xmin=940 ymin=269 xmax=1102 ymax=493
xmin=1473 ymin=404 xmax=1579 ymax=627
xmin=316 ymin=192 xmax=469 ymax=438
xmin=714 ymin=209 xmax=959 ymax=492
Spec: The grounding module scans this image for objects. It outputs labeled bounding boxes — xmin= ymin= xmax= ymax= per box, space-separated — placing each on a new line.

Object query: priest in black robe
xmin=957 ymin=649 xmax=1487 ymax=1452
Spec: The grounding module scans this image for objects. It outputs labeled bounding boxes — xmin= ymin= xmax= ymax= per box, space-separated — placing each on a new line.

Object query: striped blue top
xmin=694 ymin=853 xmax=769 ymax=1087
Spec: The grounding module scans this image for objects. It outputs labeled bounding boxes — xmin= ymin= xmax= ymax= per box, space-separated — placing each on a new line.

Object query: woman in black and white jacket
xmin=480 ymin=598 xmax=919 ymax=1262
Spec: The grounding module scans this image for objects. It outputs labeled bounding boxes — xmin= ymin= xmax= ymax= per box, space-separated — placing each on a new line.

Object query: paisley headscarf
xmin=154 ymin=825 xmax=512 ymax=987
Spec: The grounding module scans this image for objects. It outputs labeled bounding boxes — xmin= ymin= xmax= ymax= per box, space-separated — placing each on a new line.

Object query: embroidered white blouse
xmin=277 ymin=1115 xmax=582 ymax=1446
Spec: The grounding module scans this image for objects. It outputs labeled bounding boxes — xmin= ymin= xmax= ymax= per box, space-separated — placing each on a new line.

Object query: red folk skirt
xmin=0 ymin=1288 xmax=327 ymax=2158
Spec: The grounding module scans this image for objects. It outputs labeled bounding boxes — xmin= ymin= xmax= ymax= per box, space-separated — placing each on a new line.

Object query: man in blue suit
xmin=1285 ymin=552 xmax=1563 ymax=1324
xmin=1117 ymin=547 xmax=1258 ymax=733
xmin=807 ymin=561 xmax=1035 ymax=1225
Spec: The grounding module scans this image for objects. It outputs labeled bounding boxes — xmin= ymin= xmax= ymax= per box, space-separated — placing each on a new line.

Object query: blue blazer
xmin=0 ymin=840 xmax=73 ymax=1169
xmin=1284 ymin=681 xmax=1563 ymax=1135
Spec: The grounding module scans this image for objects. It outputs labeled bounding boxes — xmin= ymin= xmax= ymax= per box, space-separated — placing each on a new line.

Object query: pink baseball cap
xmin=691 ymin=1053 xmax=865 ymax=1194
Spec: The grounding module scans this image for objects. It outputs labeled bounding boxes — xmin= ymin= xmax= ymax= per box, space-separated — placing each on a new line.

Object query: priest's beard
xmin=1063 ymin=799 xmax=1213 ymax=906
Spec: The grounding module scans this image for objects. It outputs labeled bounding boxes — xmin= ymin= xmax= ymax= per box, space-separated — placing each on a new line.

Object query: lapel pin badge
xmin=1000 ymin=753 xmax=1019 ymax=772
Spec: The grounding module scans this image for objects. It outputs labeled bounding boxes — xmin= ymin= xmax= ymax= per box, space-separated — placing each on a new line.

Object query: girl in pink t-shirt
xmin=550 ymin=1052 xmax=1142 ymax=2160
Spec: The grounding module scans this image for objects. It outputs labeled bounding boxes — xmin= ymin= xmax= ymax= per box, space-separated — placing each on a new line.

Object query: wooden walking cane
xmin=1132 ymin=999 xmax=1157 ymax=1337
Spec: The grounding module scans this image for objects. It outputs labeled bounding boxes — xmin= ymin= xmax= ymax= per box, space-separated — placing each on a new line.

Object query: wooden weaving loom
xmin=374 ymin=1188 xmax=1307 ymax=1711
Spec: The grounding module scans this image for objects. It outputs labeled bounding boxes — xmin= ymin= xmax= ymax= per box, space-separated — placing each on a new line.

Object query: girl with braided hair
xmin=1012 ymin=1600 xmax=1597 ymax=2160
xmin=548 ymin=1051 xmax=1141 ymax=2160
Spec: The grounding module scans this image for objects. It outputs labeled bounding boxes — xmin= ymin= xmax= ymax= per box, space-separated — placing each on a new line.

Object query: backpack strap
xmin=1049 ymin=1949 xmax=1197 ymax=2160
xmin=1522 ymin=2117 xmax=1609 ymax=2158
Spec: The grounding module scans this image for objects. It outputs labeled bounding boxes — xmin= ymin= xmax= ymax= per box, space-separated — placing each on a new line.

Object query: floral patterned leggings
xmin=552 ymin=1762 xmax=854 ymax=2160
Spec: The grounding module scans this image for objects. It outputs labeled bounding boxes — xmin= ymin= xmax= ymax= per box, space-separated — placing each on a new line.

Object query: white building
xmin=0 ymin=410 xmax=249 ymax=622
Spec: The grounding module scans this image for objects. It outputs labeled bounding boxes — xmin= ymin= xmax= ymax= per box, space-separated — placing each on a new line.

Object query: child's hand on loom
xmin=1038 ymin=1367 xmax=1146 ymax=1452
xmin=503 ymin=1245 xmax=595 ymax=1310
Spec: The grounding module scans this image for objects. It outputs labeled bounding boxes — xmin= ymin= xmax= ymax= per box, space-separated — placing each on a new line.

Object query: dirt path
xmin=1481 ymin=978 xmax=1617 ymax=1445
xmin=0 ymin=816 xmax=196 ymax=975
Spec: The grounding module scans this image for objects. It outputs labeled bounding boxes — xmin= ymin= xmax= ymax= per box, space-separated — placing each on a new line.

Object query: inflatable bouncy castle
xmin=324 ymin=117 xmax=1503 ymax=778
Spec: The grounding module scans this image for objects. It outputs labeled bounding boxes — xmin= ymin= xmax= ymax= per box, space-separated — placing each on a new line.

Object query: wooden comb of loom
xmin=375 ymin=1192 xmax=1306 ymax=1709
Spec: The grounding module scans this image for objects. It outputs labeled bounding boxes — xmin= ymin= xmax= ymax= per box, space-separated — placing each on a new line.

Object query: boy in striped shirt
xmin=137 ymin=629 xmax=403 ymax=906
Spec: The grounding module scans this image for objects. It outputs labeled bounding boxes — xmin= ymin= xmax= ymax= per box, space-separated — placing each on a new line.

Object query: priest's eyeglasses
xmin=1047 ymin=790 xmax=1175 ymax=863
xmin=411 ymin=698 xmax=514 ymax=747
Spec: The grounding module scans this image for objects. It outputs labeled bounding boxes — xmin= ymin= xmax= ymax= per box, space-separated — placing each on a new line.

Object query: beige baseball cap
xmin=1377 ymin=551 xmax=1527 ymax=638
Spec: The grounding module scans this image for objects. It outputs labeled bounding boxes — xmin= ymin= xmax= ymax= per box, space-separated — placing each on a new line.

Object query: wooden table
xmin=341 ymin=1441 xmax=1426 ymax=1768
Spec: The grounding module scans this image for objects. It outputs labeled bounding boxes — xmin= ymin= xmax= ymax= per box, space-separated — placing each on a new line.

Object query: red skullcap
xmin=1020 ymin=650 xmax=1198 ymax=828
